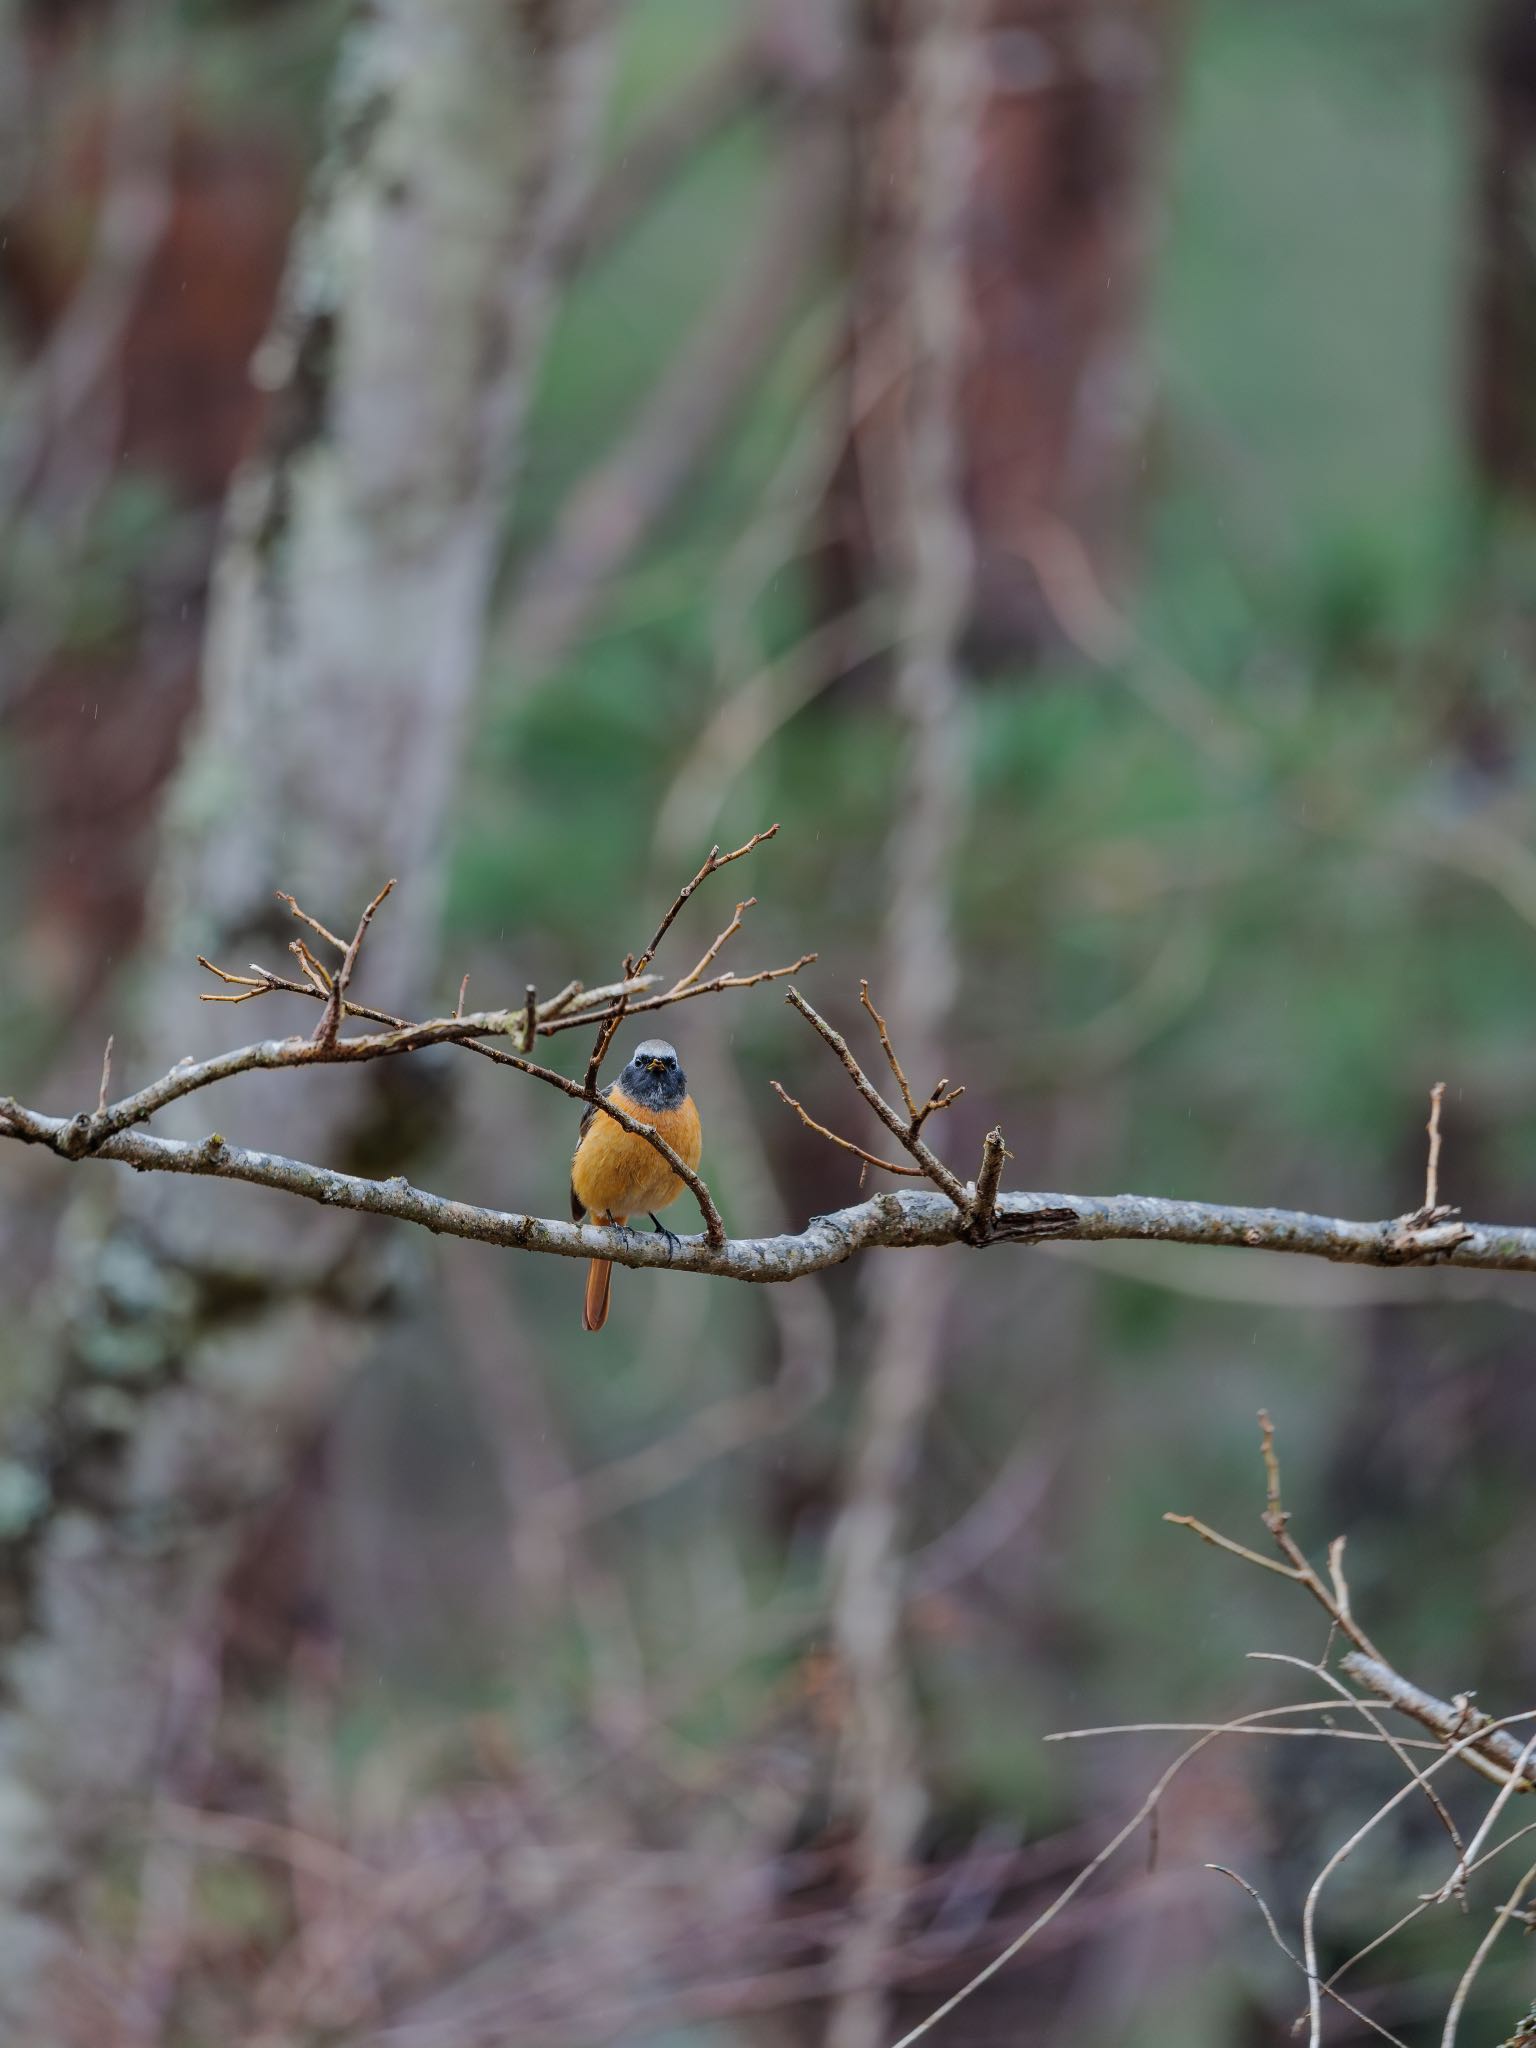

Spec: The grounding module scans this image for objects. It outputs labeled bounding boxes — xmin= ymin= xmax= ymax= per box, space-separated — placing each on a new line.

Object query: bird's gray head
xmin=619 ymin=1039 xmax=687 ymax=1111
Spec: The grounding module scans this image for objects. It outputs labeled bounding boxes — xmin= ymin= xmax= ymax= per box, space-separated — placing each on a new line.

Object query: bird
xmin=570 ymin=1038 xmax=702 ymax=1333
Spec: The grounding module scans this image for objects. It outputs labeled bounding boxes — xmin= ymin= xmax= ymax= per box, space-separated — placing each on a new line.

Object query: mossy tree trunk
xmin=0 ymin=1 xmax=615 ymax=2029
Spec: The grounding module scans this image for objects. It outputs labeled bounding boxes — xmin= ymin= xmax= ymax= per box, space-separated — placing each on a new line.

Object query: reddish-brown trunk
xmin=1471 ymin=0 xmax=1536 ymax=501
xmin=827 ymin=0 xmax=1176 ymax=665
xmin=2 ymin=90 xmax=297 ymax=1003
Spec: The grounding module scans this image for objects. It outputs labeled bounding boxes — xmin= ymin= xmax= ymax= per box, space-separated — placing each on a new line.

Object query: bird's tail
xmin=583 ymin=1259 xmax=613 ymax=1333
xmin=582 ymin=1212 xmax=622 ymax=1333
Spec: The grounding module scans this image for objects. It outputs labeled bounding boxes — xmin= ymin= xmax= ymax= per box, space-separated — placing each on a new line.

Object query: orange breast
xmin=571 ymin=1090 xmax=703 ymax=1222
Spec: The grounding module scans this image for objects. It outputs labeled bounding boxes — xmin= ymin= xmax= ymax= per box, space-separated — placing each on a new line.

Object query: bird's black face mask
xmin=619 ymin=1040 xmax=687 ymax=1111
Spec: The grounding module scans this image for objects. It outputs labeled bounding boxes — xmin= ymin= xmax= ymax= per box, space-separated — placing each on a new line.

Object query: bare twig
xmin=313 ymin=879 xmax=395 ymax=1048
xmin=289 ymin=939 xmax=332 ymax=996
xmin=769 ymin=1081 xmax=924 ymax=1177
xmin=783 ymin=986 xmax=970 ymax=1207
xmin=275 ymin=891 xmax=347 ymax=954
xmin=1162 ymin=1513 xmax=1305 ymax=1582
xmin=859 ymin=979 xmax=918 ymax=1119
xmin=1207 ymin=1865 xmax=1412 ymax=2048
xmin=1437 ymin=1729 xmax=1536 ymax=1903
xmin=200 ymin=950 xmax=810 ymax=1041
xmin=671 ymin=900 xmax=756 ymax=995
xmin=1442 ymin=1856 xmax=1536 ymax=2047
xmin=967 ymin=1126 xmax=1007 ymax=1242
xmin=1168 ymin=1412 xmax=1385 ymax=1664
xmin=1261 ymin=1651 xmax=1469 ymax=1873
xmin=97 ymin=1036 xmax=115 ymax=1117
xmin=889 ymin=1701 xmax=1314 ymax=2048
xmin=584 ymin=826 xmax=781 ymax=1099
xmin=642 ymin=826 xmax=779 ymax=969
xmin=1425 ymin=1080 xmax=1447 ymax=1214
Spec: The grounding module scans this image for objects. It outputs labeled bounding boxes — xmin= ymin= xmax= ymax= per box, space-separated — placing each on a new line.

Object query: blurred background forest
xmin=3 ymin=0 xmax=1536 ymax=2042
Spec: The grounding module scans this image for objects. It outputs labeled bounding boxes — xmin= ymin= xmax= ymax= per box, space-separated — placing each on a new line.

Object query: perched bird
xmin=570 ymin=1038 xmax=702 ymax=1333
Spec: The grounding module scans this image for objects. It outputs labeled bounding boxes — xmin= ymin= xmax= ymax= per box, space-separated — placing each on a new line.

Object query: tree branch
xmin=4 ymin=1103 xmax=1534 ymax=1281
xmin=193 ymin=837 xmax=805 ymax=1250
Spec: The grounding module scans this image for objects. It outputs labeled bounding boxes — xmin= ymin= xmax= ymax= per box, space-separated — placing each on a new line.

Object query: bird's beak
xmin=647 ymin=1058 xmax=667 ymax=1073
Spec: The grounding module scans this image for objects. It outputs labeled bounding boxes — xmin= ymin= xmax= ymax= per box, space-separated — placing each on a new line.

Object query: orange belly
xmin=571 ymin=1091 xmax=702 ymax=1221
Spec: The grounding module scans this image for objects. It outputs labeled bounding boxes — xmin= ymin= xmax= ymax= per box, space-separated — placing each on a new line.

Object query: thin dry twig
xmin=859 ymin=979 xmax=918 ymax=1119
xmin=1207 ymin=1865 xmax=1412 ymax=2048
xmin=313 ymin=879 xmax=396 ymax=1048
xmin=1252 ymin=1651 xmax=1468 ymax=1895
xmin=275 ymin=891 xmax=347 ymax=954
xmin=1442 ymin=1856 xmax=1536 ymax=2048
xmin=289 ymin=939 xmax=332 ymax=997
xmin=1387 ymin=1082 xmax=1470 ymax=1253
xmin=783 ymin=985 xmax=971 ymax=1208
xmin=1425 ymin=1080 xmax=1447 ymax=1215
xmin=1437 ymin=1729 xmax=1536 ymax=1903
xmin=769 ymin=1081 xmax=925 ymax=1177
xmin=887 ymin=1694 xmax=1350 ymax=2048
xmin=967 ymin=1126 xmax=1007 ymax=1242
xmin=97 ymin=1036 xmax=115 ymax=1117
xmin=672 ymin=899 xmax=755 ymax=995
xmin=1168 ymin=1411 xmax=1385 ymax=1664
xmin=583 ymin=825 xmax=781 ymax=1096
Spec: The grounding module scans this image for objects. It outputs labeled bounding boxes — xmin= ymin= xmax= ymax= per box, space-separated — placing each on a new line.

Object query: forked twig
xmin=782 ymin=985 xmax=970 ymax=1208
xmin=584 ymin=826 xmax=783 ymax=1096
xmin=313 ymin=879 xmax=395 ymax=1047
xmin=859 ymin=978 xmax=918 ymax=1119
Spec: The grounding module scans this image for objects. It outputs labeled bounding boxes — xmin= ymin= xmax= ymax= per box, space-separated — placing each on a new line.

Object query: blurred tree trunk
xmin=1472 ymin=0 xmax=1536 ymax=504
xmin=0 ymin=35 xmax=300 ymax=1009
xmin=832 ymin=0 xmax=1177 ymax=663
xmin=816 ymin=10 xmax=1176 ymax=2043
xmin=965 ymin=0 xmax=1175 ymax=656
xmin=0 ymin=0 xmax=615 ymax=2030
xmin=826 ymin=10 xmax=981 ymax=2047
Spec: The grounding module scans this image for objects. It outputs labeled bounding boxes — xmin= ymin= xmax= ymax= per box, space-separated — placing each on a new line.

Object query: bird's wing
xmin=570 ymin=1087 xmax=610 ymax=1222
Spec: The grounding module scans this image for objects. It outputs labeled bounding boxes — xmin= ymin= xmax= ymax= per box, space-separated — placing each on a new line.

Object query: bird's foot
xmin=649 ymin=1213 xmax=682 ymax=1256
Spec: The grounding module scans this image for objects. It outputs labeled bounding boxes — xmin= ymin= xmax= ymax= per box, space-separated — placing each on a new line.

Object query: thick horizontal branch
xmin=3 ymin=1100 xmax=1534 ymax=1282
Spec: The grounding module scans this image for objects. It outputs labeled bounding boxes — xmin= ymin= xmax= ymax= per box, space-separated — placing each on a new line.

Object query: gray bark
xmin=0 ymin=1103 xmax=1521 ymax=1276
xmin=0 ymin=1 xmax=615 ymax=2029
xmin=826 ymin=8 xmax=985 ymax=2040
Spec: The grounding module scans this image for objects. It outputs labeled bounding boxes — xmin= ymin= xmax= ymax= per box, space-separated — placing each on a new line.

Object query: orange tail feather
xmin=583 ymin=1258 xmax=613 ymax=1333
xmin=582 ymin=1211 xmax=623 ymax=1333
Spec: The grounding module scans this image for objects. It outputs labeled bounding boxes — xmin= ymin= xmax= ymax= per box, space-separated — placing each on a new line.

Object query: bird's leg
xmin=649 ymin=1212 xmax=682 ymax=1255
